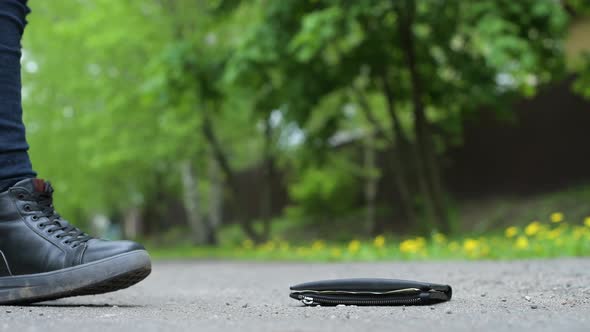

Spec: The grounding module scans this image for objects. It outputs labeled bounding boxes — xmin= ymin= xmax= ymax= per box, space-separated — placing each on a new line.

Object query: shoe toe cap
xmin=82 ymin=239 xmax=146 ymax=264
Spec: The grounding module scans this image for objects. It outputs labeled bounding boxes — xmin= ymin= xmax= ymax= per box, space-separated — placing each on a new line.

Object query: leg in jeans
xmin=0 ymin=1 xmax=151 ymax=305
xmin=0 ymin=0 xmax=35 ymax=192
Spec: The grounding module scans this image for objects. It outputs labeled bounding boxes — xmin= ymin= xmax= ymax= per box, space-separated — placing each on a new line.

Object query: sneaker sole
xmin=0 ymin=250 xmax=151 ymax=305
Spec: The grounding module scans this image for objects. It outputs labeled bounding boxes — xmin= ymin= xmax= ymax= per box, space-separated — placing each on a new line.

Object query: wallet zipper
xmin=299 ymin=294 xmax=423 ymax=306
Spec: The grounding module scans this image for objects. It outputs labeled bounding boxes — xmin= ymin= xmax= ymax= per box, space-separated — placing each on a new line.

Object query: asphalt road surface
xmin=1 ymin=259 xmax=589 ymax=331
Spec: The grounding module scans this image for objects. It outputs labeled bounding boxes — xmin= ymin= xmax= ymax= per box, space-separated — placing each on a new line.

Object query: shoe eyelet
xmin=31 ymin=215 xmax=39 ymax=221
xmin=17 ymin=193 xmax=26 ymax=200
xmin=23 ymin=205 xmax=31 ymax=211
xmin=38 ymin=223 xmax=45 ymax=228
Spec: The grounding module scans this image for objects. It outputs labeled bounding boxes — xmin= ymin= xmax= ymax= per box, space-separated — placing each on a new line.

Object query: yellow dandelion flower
xmin=311 ymin=240 xmax=326 ymax=251
xmin=463 ymin=238 xmax=478 ymax=253
xmin=399 ymin=240 xmax=413 ymax=253
xmin=525 ymin=221 xmax=541 ymax=236
xmin=400 ymin=239 xmax=423 ymax=254
xmin=348 ymin=240 xmax=361 ymax=254
xmin=584 ymin=217 xmax=590 ymax=228
xmin=505 ymin=226 xmax=518 ymax=238
xmin=550 ymin=212 xmax=564 ymax=223
xmin=515 ymin=236 xmax=529 ymax=249
xmin=373 ymin=235 xmax=386 ymax=248
xmin=547 ymin=228 xmax=561 ymax=240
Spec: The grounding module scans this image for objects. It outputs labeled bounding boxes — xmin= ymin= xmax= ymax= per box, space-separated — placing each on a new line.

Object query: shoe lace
xmin=32 ymin=185 xmax=93 ymax=247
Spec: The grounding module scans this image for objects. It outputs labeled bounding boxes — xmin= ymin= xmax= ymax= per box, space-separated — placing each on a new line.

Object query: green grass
xmin=146 ymin=185 xmax=590 ymax=261
xmin=147 ymin=216 xmax=590 ymax=261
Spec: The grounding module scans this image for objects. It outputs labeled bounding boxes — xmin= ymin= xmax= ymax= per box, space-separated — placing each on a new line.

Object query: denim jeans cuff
xmin=0 ymin=150 xmax=36 ymax=182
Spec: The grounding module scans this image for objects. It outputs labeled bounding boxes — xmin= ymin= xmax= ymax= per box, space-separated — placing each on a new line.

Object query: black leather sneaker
xmin=0 ymin=178 xmax=151 ymax=305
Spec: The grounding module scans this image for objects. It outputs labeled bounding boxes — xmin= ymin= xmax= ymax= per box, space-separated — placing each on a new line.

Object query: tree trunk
xmin=363 ymin=133 xmax=379 ymax=235
xmin=379 ymin=74 xmax=437 ymax=232
xmin=180 ymin=160 xmax=208 ymax=245
xmin=122 ymin=207 xmax=142 ymax=239
xmin=396 ymin=0 xmax=451 ymax=233
xmin=354 ymin=87 xmax=417 ymax=228
xmin=260 ymin=116 xmax=275 ymax=241
xmin=201 ymin=109 xmax=264 ymax=242
xmin=207 ymin=156 xmax=223 ymax=245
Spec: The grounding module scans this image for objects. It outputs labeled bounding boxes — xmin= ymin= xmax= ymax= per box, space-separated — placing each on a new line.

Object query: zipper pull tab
xmin=300 ymin=295 xmax=315 ymax=305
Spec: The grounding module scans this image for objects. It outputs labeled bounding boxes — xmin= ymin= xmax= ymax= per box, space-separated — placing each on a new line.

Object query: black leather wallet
xmin=290 ymin=278 xmax=452 ymax=306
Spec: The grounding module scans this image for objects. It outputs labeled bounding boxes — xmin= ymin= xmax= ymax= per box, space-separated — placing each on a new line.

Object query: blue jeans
xmin=0 ymin=0 xmax=35 ymax=190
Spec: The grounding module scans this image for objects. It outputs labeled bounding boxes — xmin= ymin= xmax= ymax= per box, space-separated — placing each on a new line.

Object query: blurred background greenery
xmin=20 ymin=0 xmax=590 ymax=260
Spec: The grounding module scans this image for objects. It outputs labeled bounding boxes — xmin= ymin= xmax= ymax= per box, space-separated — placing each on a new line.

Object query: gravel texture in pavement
xmin=1 ymin=259 xmax=589 ymax=331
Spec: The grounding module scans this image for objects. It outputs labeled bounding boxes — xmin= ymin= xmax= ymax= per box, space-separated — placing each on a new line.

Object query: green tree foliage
xmin=226 ymin=0 xmax=569 ymax=233
xmin=24 ymin=1 xmax=176 ymax=219
xmin=20 ymin=0 xmax=579 ymax=243
xmin=569 ymin=2 xmax=590 ymax=98
xmin=574 ymin=54 xmax=590 ymax=98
